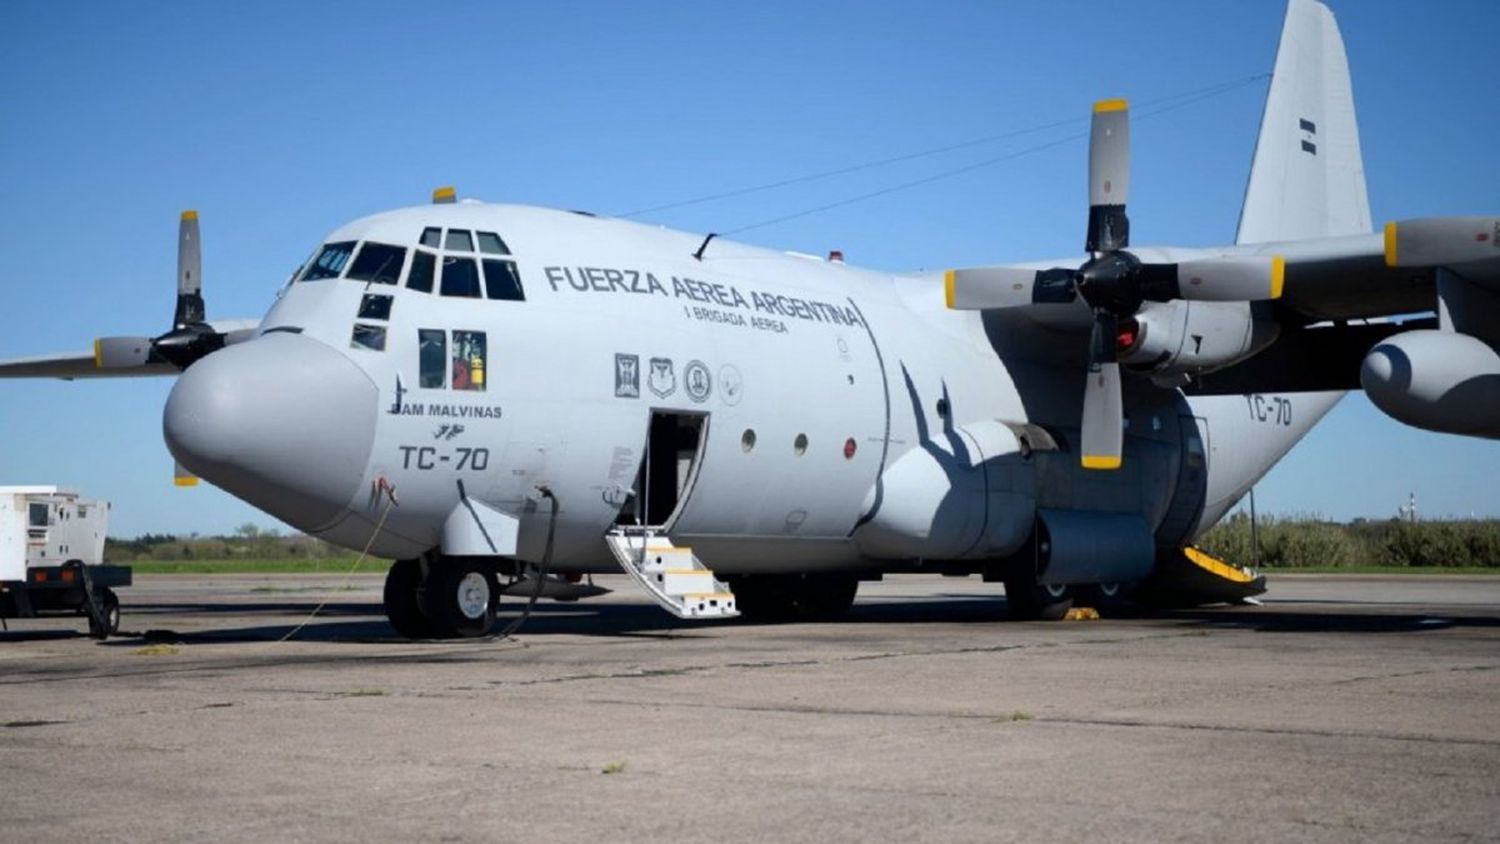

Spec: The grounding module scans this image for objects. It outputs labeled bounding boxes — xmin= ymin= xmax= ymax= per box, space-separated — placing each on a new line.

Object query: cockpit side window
xmin=482 ymin=259 xmax=525 ymax=301
xmin=440 ymin=256 xmax=482 ymax=298
xmin=346 ymin=242 xmax=407 ymax=285
xmin=300 ymin=241 xmax=357 ymax=281
xmin=418 ymin=329 xmax=446 ymax=388
xmin=452 ymin=331 xmax=486 ymax=391
xmin=407 ymin=250 xmax=436 ymax=293
xmin=477 ymin=231 xmax=511 ymax=255
xmin=444 ymin=229 xmax=474 ymax=252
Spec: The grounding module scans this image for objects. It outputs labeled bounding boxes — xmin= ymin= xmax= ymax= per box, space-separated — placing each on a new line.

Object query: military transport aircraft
xmin=2 ymin=0 xmax=1496 ymax=637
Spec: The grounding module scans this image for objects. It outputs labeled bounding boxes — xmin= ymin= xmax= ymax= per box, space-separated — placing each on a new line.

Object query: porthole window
xmin=793 ymin=433 xmax=808 ymax=455
xmin=936 ymin=398 xmax=950 ymax=418
xmin=741 ymin=429 xmax=757 ymax=452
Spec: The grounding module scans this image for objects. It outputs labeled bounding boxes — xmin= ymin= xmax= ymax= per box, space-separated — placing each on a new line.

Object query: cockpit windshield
xmin=300 ymin=241 xmax=356 ymax=281
xmin=347 ymin=242 xmax=407 ymax=285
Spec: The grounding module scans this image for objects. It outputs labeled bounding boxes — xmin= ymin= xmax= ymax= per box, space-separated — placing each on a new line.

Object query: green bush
xmin=1198 ymin=517 xmax=1500 ymax=568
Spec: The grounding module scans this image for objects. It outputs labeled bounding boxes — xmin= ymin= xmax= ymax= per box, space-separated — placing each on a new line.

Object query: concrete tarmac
xmin=2 ymin=573 xmax=1498 ymax=842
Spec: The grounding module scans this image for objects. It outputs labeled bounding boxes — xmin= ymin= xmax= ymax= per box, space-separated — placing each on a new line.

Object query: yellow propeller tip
xmin=174 ymin=476 xmax=199 ymax=487
xmin=1081 ymin=455 xmax=1122 ymax=470
xmin=180 ymin=210 xmax=198 ymax=221
xmin=1270 ymin=255 xmax=1286 ymax=299
xmin=944 ymin=269 xmax=956 ymax=309
xmin=1093 ymin=98 xmax=1128 ymax=113
xmin=1383 ymin=221 xmax=1398 ymax=267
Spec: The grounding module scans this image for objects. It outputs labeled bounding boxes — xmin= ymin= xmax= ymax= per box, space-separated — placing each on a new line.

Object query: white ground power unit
xmin=0 ymin=486 xmax=131 ymax=638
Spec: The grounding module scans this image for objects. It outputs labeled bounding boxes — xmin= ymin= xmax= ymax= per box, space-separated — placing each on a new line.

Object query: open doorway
xmin=616 ymin=411 xmax=708 ymax=530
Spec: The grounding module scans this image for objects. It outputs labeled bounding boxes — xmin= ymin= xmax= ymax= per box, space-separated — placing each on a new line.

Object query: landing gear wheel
xmin=1004 ymin=579 xmax=1075 ymax=621
xmin=87 ymin=588 xmax=120 ymax=639
xmin=1077 ymin=582 xmax=1134 ymax=616
xmin=725 ymin=575 xmax=797 ymax=623
xmin=424 ymin=560 xmax=498 ymax=639
xmin=796 ymin=574 xmax=859 ymax=621
xmin=384 ymin=559 xmax=435 ymax=639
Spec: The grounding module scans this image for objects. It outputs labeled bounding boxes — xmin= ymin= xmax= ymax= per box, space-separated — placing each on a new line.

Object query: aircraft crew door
xmin=617 ymin=411 xmax=709 ymax=531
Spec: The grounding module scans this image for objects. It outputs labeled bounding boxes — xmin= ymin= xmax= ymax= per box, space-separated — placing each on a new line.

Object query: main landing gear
xmin=723 ymin=573 xmax=860 ymax=623
xmin=383 ymin=556 xmax=500 ymax=639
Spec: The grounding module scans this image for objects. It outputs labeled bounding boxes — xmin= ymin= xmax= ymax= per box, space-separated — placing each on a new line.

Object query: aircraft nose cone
xmin=164 ymin=333 xmax=379 ymax=532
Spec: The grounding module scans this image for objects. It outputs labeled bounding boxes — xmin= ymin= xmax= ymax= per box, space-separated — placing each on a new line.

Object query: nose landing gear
xmin=383 ymin=556 xmax=499 ymax=639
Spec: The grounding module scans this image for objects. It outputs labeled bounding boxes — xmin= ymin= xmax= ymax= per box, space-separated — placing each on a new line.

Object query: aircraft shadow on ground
xmin=50 ymin=593 xmax=1500 ymax=647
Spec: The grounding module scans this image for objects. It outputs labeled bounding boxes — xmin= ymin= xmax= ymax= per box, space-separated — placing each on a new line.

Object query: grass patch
xmin=995 ymin=710 xmax=1034 ymax=723
xmin=131 ymin=558 xmax=390 ymax=575
xmin=601 ymin=761 xmax=627 ymax=775
xmin=133 ymin=643 xmax=181 ymax=656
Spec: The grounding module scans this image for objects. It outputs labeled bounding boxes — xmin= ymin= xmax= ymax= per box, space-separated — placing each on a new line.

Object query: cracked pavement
xmin=1 ymin=573 xmax=1497 ymax=841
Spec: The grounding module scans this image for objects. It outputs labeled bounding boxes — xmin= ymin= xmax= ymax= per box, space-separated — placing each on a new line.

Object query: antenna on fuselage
xmin=692 ymin=232 xmax=718 ymax=261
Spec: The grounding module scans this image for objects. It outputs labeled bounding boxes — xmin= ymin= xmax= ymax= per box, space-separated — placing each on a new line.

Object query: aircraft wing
xmin=1232 ymin=218 xmax=1500 ymax=324
xmin=0 ymin=319 xmax=261 ymax=380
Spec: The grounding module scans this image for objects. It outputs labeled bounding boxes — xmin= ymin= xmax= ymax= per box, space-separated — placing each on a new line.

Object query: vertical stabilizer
xmin=1236 ymin=0 xmax=1371 ymax=244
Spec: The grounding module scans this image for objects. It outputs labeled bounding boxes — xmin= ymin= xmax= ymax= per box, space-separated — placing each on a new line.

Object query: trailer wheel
xmin=87 ymin=588 xmax=120 ymax=639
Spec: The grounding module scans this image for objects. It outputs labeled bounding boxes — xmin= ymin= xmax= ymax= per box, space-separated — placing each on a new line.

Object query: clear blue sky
xmin=1 ymin=1 xmax=1496 ymax=536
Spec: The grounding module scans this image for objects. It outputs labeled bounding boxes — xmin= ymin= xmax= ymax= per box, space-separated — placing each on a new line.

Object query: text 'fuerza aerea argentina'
xmin=542 ymin=266 xmax=865 ymax=332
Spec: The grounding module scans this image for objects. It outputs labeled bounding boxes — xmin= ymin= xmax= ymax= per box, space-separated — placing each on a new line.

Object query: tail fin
xmin=1236 ymin=0 xmax=1371 ymax=244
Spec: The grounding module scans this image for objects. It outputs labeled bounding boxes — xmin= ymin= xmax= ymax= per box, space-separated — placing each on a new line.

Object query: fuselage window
xmin=300 ymin=241 xmax=357 ymax=281
xmin=350 ymin=323 xmax=387 ymax=352
xmin=358 ymin=293 xmax=393 ymax=320
xmin=441 ymin=256 xmax=482 ymax=298
xmin=347 ymin=242 xmax=407 ymax=285
xmin=407 ymin=250 xmax=436 ymax=293
xmin=444 ymin=228 xmax=474 ymax=252
xmin=420 ymin=227 xmax=442 ymax=248
xmin=482 ymin=259 xmax=526 ymax=301
xmin=477 ymin=231 xmax=511 ymax=255
xmin=418 ymin=329 xmax=446 ymax=388
xmin=452 ymin=330 xmax=486 ymax=391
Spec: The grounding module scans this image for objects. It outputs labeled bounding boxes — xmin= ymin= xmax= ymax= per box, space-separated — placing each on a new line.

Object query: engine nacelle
xmin=1361 ymin=329 xmax=1500 ymax=440
xmin=1122 ymin=300 xmax=1280 ymax=385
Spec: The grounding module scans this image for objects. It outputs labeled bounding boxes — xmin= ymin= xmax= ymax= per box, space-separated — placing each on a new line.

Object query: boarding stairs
xmin=605 ymin=527 xmax=738 ymax=619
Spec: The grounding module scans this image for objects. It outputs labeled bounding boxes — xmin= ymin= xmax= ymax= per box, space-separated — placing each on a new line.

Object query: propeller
xmin=1384 ymin=216 xmax=1500 ymax=268
xmin=94 ymin=211 xmax=229 ymax=372
xmin=948 ymin=99 xmax=1285 ymax=470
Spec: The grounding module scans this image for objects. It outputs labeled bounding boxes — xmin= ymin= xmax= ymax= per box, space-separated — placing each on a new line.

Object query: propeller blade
xmin=93 ymin=336 xmax=154 ymax=369
xmin=174 ymin=460 xmax=199 ymax=488
xmin=1384 ymin=216 xmax=1500 ymax=268
xmin=174 ymin=210 xmax=205 ymax=328
xmin=1080 ymin=310 xmax=1123 ymax=470
xmin=1138 ymin=255 xmax=1286 ymax=303
xmin=1086 ymin=99 xmax=1131 ymax=253
xmin=945 ymin=266 xmax=1078 ymax=310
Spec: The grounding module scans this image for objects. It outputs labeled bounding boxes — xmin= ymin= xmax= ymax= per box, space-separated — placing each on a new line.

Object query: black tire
xmin=796 ymin=574 xmax=859 ymax=621
xmin=1076 ymin=582 xmax=1135 ymax=616
xmin=384 ymin=559 xmax=435 ymax=639
xmin=726 ymin=575 xmax=798 ymax=623
xmin=1004 ymin=579 xmax=1075 ymax=621
xmin=423 ymin=560 xmax=498 ymax=639
xmin=87 ymin=588 xmax=120 ymax=639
